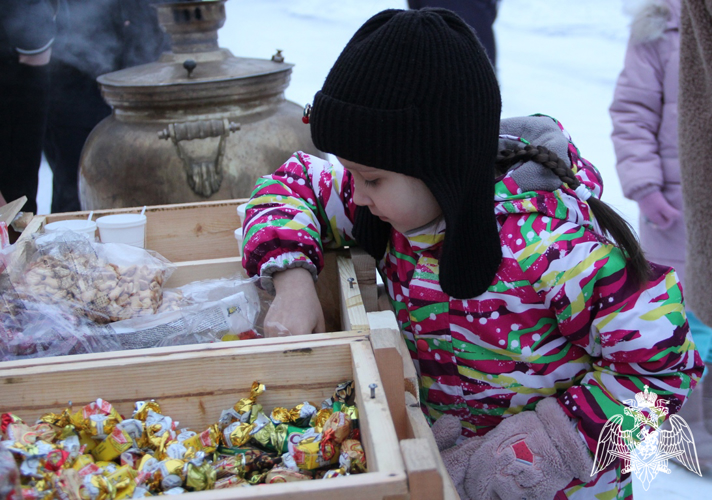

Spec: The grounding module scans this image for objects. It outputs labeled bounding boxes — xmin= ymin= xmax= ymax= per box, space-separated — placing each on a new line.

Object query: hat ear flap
xmin=353 ymin=206 xmax=391 ymax=262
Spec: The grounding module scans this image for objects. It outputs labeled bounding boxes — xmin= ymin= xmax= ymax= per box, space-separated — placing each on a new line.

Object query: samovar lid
xmin=97 ymin=0 xmax=293 ymax=110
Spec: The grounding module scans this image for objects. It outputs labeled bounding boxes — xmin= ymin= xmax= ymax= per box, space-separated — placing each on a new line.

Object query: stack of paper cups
xmin=96 ymin=214 xmax=147 ymax=248
xmin=235 ymin=203 xmax=249 ymax=253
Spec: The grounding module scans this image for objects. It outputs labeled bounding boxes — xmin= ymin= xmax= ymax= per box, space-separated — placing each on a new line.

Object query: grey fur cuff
xmin=535 ymin=398 xmax=594 ymax=482
xmin=260 ymin=260 xmax=318 ymax=294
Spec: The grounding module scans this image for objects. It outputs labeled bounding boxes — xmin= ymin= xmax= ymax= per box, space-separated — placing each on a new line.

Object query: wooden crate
xmin=0 ymin=336 xmax=408 ymax=500
xmin=13 ymin=200 xmax=374 ymax=333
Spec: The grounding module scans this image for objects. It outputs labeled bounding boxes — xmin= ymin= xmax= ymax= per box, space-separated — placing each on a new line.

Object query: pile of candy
xmin=0 ymin=381 xmax=366 ymax=498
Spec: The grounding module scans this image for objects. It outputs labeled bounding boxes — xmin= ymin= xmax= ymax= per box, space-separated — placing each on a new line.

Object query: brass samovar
xmin=79 ymin=0 xmax=320 ymax=209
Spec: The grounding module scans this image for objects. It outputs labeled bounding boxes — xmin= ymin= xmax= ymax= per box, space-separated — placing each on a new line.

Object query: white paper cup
xmin=44 ymin=220 xmax=98 ymax=239
xmin=237 ymin=203 xmax=249 ymax=226
xmin=96 ymin=214 xmax=147 ymax=248
xmin=234 ymin=227 xmax=243 ymax=254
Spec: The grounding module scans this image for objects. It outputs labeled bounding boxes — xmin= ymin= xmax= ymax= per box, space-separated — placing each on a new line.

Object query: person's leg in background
xmin=0 ymin=57 xmax=49 ymax=215
xmin=407 ymin=0 xmax=499 ymax=66
xmin=44 ymin=62 xmax=111 ymax=213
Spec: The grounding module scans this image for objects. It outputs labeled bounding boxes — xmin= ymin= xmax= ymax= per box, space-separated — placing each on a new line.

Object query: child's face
xmin=338 ymin=157 xmax=442 ymax=234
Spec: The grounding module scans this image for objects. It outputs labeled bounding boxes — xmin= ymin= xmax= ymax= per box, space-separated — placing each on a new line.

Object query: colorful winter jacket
xmin=242 ymin=119 xmax=703 ymax=499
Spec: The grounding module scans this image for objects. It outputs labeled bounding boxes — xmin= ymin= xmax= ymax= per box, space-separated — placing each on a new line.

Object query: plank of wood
xmin=37 ymin=199 xmax=247 ymax=262
xmin=338 ymin=254 xmax=369 ymax=332
xmin=0 ymin=331 xmax=368 ymax=371
xmin=166 ymin=256 xmax=244 ymax=287
xmin=404 ymin=392 xmax=460 ymax=500
xmin=349 ymin=247 xmax=378 ymax=312
xmin=367 ymin=311 xmax=419 ymax=401
xmin=0 ymin=196 xmax=28 ymax=225
xmin=0 ymin=340 xmax=359 ymax=430
xmin=167 ymin=471 xmax=408 ymax=499
xmin=350 ymin=340 xmax=406 ymax=475
xmin=401 ymin=438 xmax=444 ymax=500
xmin=370 ymin=327 xmax=408 ymax=441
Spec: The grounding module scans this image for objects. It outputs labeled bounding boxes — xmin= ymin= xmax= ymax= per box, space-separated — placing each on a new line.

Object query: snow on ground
xmin=35 ymin=1 xmax=710 ymax=495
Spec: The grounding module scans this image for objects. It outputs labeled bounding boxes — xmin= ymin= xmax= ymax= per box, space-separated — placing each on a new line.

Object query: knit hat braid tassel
xmin=311 ymin=8 xmax=502 ymax=299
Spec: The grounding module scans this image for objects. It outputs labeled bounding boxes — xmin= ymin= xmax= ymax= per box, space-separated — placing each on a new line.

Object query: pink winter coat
xmin=610 ymin=0 xmax=684 ymax=285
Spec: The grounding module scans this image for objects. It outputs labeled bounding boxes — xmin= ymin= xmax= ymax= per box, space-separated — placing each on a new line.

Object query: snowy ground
xmin=35 ymin=0 xmax=710 ymax=496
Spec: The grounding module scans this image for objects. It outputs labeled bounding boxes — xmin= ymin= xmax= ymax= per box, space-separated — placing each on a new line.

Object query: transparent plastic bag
xmin=13 ymin=231 xmax=174 ymax=324
xmin=99 ymin=275 xmax=272 ymax=350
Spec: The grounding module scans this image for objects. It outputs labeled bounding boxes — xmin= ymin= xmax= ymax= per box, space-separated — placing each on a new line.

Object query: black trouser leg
xmin=0 ymin=58 xmax=49 ymax=214
xmin=407 ymin=0 xmax=499 ymax=66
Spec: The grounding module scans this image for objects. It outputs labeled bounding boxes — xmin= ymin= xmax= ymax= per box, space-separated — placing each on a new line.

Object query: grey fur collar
xmin=625 ymin=0 xmax=674 ymax=44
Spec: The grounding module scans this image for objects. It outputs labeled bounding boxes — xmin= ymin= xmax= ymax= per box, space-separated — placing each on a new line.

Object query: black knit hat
xmin=310 ymin=8 xmax=502 ymax=299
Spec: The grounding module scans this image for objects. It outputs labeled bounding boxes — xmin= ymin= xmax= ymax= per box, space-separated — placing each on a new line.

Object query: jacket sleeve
xmin=1 ymin=0 xmax=56 ymax=55
xmin=533 ymin=236 xmax=704 ymax=453
xmin=609 ymin=35 xmax=667 ymax=199
xmin=241 ymin=152 xmax=357 ymax=291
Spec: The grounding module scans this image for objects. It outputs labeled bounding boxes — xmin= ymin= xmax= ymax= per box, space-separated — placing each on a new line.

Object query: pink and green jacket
xmin=242 ymin=121 xmax=703 ymax=499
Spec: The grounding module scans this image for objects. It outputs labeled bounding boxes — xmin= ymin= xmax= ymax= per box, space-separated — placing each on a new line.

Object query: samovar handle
xmin=158 ymin=118 xmax=240 ymax=198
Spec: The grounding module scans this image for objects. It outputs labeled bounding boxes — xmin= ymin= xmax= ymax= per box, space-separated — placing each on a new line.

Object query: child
xmin=242 ymin=8 xmax=703 ymax=500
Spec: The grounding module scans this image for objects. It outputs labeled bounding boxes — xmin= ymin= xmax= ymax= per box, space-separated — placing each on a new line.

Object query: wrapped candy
xmin=184 ymin=453 xmax=216 ymax=491
xmin=322 ymin=412 xmax=352 ymax=444
xmin=3 ymin=380 xmax=365 ymax=497
xmin=340 ymin=439 xmax=367 ymax=473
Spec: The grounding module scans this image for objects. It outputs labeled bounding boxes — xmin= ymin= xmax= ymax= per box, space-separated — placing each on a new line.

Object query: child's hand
xmin=638 ymin=190 xmax=681 ymax=230
xmin=264 ymin=268 xmax=325 ymax=336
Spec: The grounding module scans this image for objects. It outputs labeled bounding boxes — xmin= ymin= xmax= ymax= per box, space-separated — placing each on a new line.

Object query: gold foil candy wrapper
xmin=312 ymin=408 xmax=333 ymax=433
xmin=87 ymin=474 xmax=117 ymax=500
xmin=114 ymin=481 xmax=136 ymax=500
xmin=214 ymin=475 xmax=248 ymax=489
xmin=88 ymin=414 xmax=119 ymax=441
xmin=91 ymin=427 xmax=133 ymax=462
xmin=288 ymin=403 xmax=317 ymax=428
xmin=182 ymin=425 xmax=219 ymax=455
xmin=223 ymin=422 xmax=255 ymax=448
xmin=249 ymin=413 xmax=277 ymax=451
xmin=59 ymin=425 xmax=77 ymax=441
xmin=77 ymin=430 xmax=97 ymax=455
xmin=106 ymin=465 xmax=137 ymax=486
xmin=323 ymin=412 xmax=352 ymax=444
xmin=69 ymin=410 xmax=88 ymax=432
xmin=343 ymin=405 xmax=359 ymax=423
xmin=233 ymin=381 xmax=265 ymax=416
xmin=38 ymin=409 xmax=71 ymax=429
xmin=185 ymin=460 xmax=216 ymax=491
xmin=270 ymin=407 xmax=290 ymax=425
xmin=146 ymin=424 xmax=171 ymax=457
xmin=246 ymin=470 xmax=268 ymax=485
xmin=72 ymin=453 xmax=95 ymax=472
xmin=132 ymin=401 xmax=161 ymax=422
xmin=265 ymin=467 xmax=312 ymax=483
xmin=322 ymin=467 xmax=347 ymax=479
xmin=340 ymin=439 xmax=367 ymax=473
xmin=159 ymin=458 xmax=185 ymax=478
